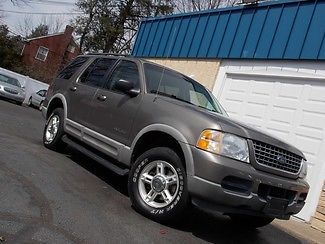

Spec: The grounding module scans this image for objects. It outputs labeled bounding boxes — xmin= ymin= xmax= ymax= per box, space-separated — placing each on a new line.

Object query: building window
xmin=35 ymin=46 xmax=49 ymax=62
xmin=67 ymin=44 xmax=76 ymax=53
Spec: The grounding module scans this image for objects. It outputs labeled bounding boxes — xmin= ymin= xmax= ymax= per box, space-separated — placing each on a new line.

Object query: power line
xmin=0 ymin=9 xmax=82 ymax=15
xmin=25 ymin=0 xmax=76 ymax=6
xmin=0 ymin=19 xmax=24 ymax=36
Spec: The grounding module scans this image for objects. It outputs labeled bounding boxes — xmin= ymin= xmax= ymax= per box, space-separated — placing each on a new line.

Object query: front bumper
xmin=188 ymin=146 xmax=309 ymax=219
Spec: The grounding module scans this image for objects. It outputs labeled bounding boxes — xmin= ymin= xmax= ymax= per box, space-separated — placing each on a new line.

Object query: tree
xmin=0 ymin=25 xmax=25 ymax=72
xmin=73 ymin=0 xmax=174 ymax=53
xmin=18 ymin=15 xmax=65 ymax=38
xmin=173 ymin=0 xmax=241 ymax=12
xmin=27 ymin=23 xmax=49 ymax=39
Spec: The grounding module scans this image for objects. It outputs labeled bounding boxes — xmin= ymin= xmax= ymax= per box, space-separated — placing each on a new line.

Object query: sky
xmin=0 ymin=0 xmax=78 ymax=36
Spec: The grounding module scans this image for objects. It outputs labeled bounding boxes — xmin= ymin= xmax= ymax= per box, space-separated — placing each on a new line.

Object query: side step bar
xmin=62 ymin=136 xmax=129 ymax=176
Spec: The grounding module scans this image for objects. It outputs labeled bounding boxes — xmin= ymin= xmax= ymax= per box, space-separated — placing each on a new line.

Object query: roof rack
xmin=85 ymin=52 xmax=132 ymax=57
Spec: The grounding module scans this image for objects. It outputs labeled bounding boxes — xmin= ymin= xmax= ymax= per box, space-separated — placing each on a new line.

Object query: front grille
xmin=4 ymin=87 xmax=18 ymax=94
xmin=252 ymin=140 xmax=302 ymax=174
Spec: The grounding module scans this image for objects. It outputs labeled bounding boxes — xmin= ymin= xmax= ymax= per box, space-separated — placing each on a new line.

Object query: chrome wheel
xmin=138 ymin=160 xmax=179 ymax=208
xmin=45 ymin=115 xmax=60 ymax=143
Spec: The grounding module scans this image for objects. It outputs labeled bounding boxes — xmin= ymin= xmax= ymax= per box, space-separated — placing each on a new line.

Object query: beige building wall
xmin=145 ymin=58 xmax=220 ymax=91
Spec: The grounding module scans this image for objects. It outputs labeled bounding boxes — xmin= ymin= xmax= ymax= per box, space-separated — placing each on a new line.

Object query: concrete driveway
xmin=0 ymin=99 xmax=307 ymax=243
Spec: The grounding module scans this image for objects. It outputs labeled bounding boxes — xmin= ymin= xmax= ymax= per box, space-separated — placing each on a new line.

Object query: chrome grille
xmin=4 ymin=87 xmax=18 ymax=94
xmin=252 ymin=140 xmax=302 ymax=174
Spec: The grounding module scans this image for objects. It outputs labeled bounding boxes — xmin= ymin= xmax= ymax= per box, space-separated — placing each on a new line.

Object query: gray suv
xmin=42 ymin=54 xmax=309 ymax=228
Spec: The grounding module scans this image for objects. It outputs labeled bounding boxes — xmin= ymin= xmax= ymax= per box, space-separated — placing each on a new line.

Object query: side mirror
xmin=115 ymin=79 xmax=140 ymax=97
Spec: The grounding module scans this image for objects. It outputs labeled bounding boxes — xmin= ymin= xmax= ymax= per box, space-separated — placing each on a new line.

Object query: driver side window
xmin=106 ymin=60 xmax=140 ymax=92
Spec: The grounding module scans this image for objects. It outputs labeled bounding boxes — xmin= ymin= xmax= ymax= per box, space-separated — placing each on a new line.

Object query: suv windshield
xmin=144 ymin=63 xmax=226 ymax=115
xmin=0 ymin=74 xmax=21 ymax=87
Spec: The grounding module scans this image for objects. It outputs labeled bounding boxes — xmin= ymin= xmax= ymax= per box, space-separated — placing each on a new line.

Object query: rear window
xmin=0 ymin=74 xmax=21 ymax=87
xmin=57 ymin=57 xmax=89 ymax=80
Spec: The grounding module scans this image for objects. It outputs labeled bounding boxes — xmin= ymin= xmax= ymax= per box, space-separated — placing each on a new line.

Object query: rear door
xmin=66 ymin=57 xmax=117 ymax=129
xmin=87 ymin=59 xmax=143 ymax=146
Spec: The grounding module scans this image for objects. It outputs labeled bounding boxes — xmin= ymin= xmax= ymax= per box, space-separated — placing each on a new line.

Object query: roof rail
xmin=85 ymin=52 xmax=132 ymax=57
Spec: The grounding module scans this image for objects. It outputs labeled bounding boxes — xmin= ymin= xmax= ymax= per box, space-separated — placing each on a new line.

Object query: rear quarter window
xmin=57 ymin=57 xmax=89 ymax=80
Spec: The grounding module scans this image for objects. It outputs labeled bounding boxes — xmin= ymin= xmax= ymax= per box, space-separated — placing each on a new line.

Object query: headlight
xmin=196 ymin=130 xmax=249 ymax=163
xmin=299 ymin=159 xmax=308 ymax=179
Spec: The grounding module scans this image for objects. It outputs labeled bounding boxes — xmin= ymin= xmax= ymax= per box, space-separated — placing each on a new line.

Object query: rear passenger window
xmin=57 ymin=57 xmax=88 ymax=80
xmin=79 ymin=58 xmax=116 ymax=88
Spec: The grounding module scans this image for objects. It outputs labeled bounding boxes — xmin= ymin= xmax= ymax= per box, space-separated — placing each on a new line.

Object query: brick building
xmin=22 ymin=25 xmax=80 ymax=83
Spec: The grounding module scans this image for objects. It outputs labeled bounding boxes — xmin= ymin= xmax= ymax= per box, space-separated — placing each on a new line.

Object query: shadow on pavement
xmin=67 ymin=148 xmax=303 ymax=244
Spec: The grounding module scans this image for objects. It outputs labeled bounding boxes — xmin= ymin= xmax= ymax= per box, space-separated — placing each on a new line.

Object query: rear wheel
xmin=43 ymin=108 xmax=66 ymax=151
xmin=229 ymin=214 xmax=274 ymax=228
xmin=128 ymin=147 xmax=188 ymax=222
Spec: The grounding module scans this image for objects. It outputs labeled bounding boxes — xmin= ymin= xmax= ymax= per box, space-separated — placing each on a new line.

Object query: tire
xmin=229 ymin=214 xmax=274 ymax=228
xmin=43 ymin=108 xmax=66 ymax=151
xmin=28 ymin=97 xmax=32 ymax=106
xmin=128 ymin=147 xmax=188 ymax=223
xmin=39 ymin=101 xmax=43 ymax=111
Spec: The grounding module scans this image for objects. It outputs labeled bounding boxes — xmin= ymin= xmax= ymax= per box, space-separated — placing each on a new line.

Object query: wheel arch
xmin=128 ymin=124 xmax=195 ymax=176
xmin=46 ymin=93 xmax=67 ymax=120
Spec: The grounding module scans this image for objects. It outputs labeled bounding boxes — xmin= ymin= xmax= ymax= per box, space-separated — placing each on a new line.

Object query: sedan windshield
xmin=144 ymin=63 xmax=227 ymax=115
xmin=0 ymin=74 xmax=21 ymax=87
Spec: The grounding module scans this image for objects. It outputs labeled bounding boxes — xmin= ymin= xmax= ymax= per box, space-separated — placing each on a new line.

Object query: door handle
xmin=97 ymin=94 xmax=107 ymax=101
xmin=70 ymin=86 xmax=77 ymax=92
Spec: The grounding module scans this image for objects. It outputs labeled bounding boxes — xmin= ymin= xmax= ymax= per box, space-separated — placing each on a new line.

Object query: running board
xmin=62 ymin=136 xmax=129 ymax=176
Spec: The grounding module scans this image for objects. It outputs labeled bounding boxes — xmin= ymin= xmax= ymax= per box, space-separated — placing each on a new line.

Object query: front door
xmin=88 ymin=59 xmax=143 ymax=147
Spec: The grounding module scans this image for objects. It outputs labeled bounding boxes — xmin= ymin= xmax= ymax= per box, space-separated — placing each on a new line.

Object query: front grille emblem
xmin=276 ymin=155 xmax=286 ymax=165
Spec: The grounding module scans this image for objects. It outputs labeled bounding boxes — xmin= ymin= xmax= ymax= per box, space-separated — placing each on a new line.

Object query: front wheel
xmin=128 ymin=147 xmax=188 ymax=222
xmin=27 ymin=97 xmax=32 ymax=106
xmin=229 ymin=214 xmax=274 ymax=228
xmin=43 ymin=108 xmax=66 ymax=151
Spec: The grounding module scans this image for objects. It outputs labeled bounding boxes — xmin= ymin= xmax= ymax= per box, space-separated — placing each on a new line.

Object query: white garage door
xmin=213 ymin=60 xmax=325 ymax=221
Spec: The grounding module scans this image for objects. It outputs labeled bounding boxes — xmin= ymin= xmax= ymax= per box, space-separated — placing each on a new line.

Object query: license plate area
xmin=263 ymin=196 xmax=289 ymax=215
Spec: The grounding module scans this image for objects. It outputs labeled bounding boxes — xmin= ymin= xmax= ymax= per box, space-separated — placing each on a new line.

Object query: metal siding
xmin=133 ymin=0 xmax=325 ymax=60
xmin=142 ymin=21 xmax=159 ymax=56
xmin=136 ymin=21 xmax=152 ymax=56
xmin=132 ymin=23 xmax=145 ymax=56
xmin=300 ymin=1 xmax=325 ymax=59
xmin=207 ymin=12 xmax=230 ymax=58
xmin=179 ymin=16 xmax=200 ymax=57
xmin=188 ymin=15 xmax=209 ymax=57
xmin=229 ymin=9 xmax=255 ymax=58
xmin=156 ymin=19 xmax=174 ymax=57
xmin=254 ymin=5 xmax=283 ymax=58
xmin=268 ymin=3 xmax=299 ymax=58
xmin=149 ymin=20 xmax=167 ymax=56
xmin=284 ymin=2 xmax=316 ymax=59
xmin=218 ymin=11 xmax=242 ymax=58
xmin=241 ymin=7 xmax=268 ymax=58
xmin=197 ymin=14 xmax=219 ymax=57
xmin=171 ymin=17 xmax=190 ymax=57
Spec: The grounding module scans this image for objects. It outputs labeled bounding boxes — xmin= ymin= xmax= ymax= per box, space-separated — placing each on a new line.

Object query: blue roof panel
xmin=132 ymin=0 xmax=325 ymax=60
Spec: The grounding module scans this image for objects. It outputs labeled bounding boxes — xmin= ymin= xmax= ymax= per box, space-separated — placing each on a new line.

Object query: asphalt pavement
xmin=0 ymin=99 xmax=309 ymax=243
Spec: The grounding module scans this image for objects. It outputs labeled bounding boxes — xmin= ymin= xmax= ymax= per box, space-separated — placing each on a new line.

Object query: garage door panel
xmin=299 ymin=112 xmax=325 ymax=131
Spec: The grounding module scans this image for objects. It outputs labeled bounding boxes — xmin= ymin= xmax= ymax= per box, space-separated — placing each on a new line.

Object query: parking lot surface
xmin=0 ymin=100 xmax=307 ymax=243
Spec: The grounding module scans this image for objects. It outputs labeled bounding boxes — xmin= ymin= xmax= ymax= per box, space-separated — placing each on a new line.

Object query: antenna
xmin=154 ymin=27 xmax=177 ymax=101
